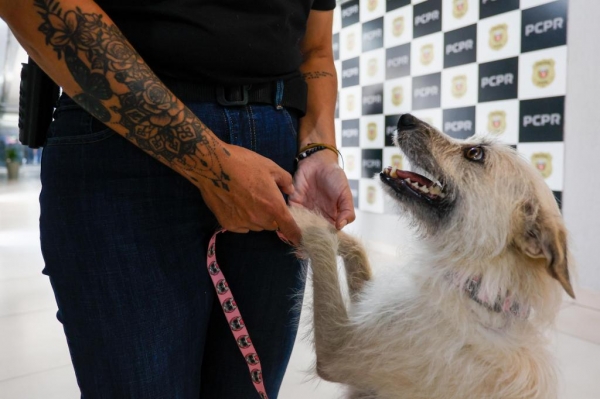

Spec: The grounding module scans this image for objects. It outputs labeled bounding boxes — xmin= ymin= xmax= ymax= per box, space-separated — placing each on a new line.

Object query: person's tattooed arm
xmin=29 ymin=0 xmax=231 ymax=188
xmin=0 ymin=0 xmax=302 ymax=241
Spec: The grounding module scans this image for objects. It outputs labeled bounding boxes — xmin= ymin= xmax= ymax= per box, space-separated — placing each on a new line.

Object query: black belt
xmin=162 ymin=77 xmax=308 ymax=116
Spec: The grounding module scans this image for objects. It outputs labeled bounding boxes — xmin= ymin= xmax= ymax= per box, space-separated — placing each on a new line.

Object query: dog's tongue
xmin=395 ymin=169 xmax=433 ymax=187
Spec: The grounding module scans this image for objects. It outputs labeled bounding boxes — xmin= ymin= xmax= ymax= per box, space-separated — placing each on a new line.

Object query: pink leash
xmin=207 ymin=229 xmax=292 ymax=399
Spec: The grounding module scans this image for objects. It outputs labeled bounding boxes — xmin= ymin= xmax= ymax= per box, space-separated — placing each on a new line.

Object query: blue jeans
xmin=40 ymin=94 xmax=305 ymax=399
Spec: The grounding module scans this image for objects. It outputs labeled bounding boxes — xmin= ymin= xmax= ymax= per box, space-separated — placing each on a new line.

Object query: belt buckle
xmin=216 ymin=85 xmax=250 ymax=106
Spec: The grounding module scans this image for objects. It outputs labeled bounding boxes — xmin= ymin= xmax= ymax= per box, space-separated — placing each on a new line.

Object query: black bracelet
xmin=295 ymin=145 xmax=328 ymax=164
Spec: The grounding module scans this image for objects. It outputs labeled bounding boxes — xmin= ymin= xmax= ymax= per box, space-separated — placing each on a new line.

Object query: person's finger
xmin=274 ymin=207 xmax=302 ymax=246
xmin=271 ymin=220 xmax=279 ymax=231
xmin=253 ymin=220 xmax=279 ymax=232
xmin=225 ymin=226 xmax=251 ymax=234
xmin=336 ymin=193 xmax=356 ymax=230
xmin=272 ymin=167 xmax=295 ymax=195
xmin=281 ymin=184 xmax=295 ymax=196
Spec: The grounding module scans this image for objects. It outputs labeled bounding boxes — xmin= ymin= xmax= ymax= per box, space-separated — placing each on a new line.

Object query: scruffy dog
xmin=291 ymin=114 xmax=574 ymax=399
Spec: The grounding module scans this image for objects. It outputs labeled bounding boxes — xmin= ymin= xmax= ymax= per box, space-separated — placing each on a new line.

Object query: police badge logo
xmin=391 ymin=86 xmax=404 ymax=107
xmin=453 ymin=0 xmax=468 ymax=19
xmin=367 ymin=186 xmax=377 ymax=205
xmin=368 ymin=58 xmax=378 ymax=77
xmin=367 ymin=122 xmax=378 ymax=141
xmin=452 ymin=75 xmax=467 ymax=98
xmin=531 ymin=152 xmax=553 ymax=179
xmin=368 ymin=0 xmax=378 ymax=12
xmin=391 ymin=154 xmax=403 ymax=170
xmin=488 ymin=110 xmax=507 ymax=135
xmin=532 ymin=59 xmax=556 ymax=88
xmin=392 ymin=16 xmax=405 ymax=38
xmin=420 ymin=44 xmax=434 ymax=66
xmin=346 ymin=154 xmax=356 ymax=172
xmin=347 ymin=32 xmax=355 ymax=52
xmin=347 ymin=93 xmax=355 ymax=112
xmin=489 ymin=24 xmax=508 ymax=51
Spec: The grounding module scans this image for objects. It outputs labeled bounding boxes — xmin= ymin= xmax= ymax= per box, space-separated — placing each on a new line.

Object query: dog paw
xmin=289 ymin=206 xmax=336 ymax=235
xmin=289 ymin=206 xmax=338 ymax=258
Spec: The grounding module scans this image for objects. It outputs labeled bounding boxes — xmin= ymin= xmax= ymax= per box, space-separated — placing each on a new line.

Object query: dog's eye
xmin=464 ymin=146 xmax=484 ymax=162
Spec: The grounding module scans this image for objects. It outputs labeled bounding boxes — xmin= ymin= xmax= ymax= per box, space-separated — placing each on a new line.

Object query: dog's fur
xmin=291 ymin=114 xmax=574 ymax=399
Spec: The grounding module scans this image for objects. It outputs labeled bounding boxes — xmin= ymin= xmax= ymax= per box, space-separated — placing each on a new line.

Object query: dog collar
xmin=458 ymin=275 xmax=531 ymax=319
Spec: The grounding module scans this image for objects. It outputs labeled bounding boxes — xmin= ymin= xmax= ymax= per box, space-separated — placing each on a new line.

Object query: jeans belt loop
xmin=216 ymin=85 xmax=250 ymax=106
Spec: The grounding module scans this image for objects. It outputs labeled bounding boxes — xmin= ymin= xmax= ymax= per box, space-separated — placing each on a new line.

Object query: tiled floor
xmin=1 ymin=166 xmax=600 ymax=399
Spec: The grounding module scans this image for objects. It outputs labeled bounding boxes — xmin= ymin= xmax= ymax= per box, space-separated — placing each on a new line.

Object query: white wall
xmin=562 ymin=0 xmax=600 ymax=292
xmin=350 ymin=0 xmax=600 ymax=292
xmin=0 ymin=21 xmax=28 ymax=112
xmin=345 ymin=200 xmax=402 ymax=257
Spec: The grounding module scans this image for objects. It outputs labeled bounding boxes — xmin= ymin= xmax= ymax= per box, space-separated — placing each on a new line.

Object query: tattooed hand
xmin=198 ymin=144 xmax=302 ymax=244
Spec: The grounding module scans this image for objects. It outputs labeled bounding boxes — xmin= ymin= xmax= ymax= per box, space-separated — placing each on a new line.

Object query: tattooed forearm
xmin=33 ymin=0 xmax=230 ymax=190
xmin=302 ymin=71 xmax=334 ymax=80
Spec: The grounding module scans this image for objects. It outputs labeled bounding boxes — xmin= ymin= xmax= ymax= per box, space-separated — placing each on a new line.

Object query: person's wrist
xmin=186 ymin=139 xmax=231 ymax=191
xmin=296 ymin=142 xmax=341 ymax=165
xmin=317 ymin=149 xmax=341 ymax=168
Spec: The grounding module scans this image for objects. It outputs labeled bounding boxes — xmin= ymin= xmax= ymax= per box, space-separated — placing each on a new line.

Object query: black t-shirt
xmin=95 ymin=0 xmax=336 ymax=85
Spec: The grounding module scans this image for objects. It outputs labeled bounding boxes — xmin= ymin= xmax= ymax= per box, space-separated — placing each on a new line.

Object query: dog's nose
xmin=398 ymin=113 xmax=417 ymax=129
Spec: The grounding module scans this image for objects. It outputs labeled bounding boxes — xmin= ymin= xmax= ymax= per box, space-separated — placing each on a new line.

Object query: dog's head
xmin=380 ymin=114 xmax=574 ymax=298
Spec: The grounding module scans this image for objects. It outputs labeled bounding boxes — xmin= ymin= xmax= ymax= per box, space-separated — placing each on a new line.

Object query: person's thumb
xmin=336 ymin=191 xmax=356 ymax=230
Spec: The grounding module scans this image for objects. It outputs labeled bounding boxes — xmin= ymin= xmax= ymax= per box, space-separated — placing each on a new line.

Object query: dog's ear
xmin=516 ymin=200 xmax=575 ymax=298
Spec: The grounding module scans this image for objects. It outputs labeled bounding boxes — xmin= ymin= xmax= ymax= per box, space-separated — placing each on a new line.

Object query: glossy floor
xmin=1 ymin=166 xmax=599 ymax=399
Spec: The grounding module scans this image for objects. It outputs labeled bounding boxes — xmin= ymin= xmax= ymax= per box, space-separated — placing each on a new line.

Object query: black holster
xmin=18 ymin=57 xmax=60 ymax=148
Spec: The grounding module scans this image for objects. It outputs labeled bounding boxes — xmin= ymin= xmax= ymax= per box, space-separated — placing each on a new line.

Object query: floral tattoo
xmin=34 ymin=0 xmax=231 ymax=190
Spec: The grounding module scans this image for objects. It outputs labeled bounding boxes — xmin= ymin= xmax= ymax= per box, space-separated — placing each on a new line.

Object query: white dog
xmin=292 ymin=113 xmax=574 ymax=399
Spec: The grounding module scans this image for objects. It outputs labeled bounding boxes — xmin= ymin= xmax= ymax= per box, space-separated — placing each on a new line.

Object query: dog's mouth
xmin=379 ymin=113 xmax=455 ymax=212
xmin=380 ymin=165 xmax=446 ymax=205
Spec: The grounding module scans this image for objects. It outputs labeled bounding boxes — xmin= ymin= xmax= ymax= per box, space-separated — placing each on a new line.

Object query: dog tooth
xmin=420 ymin=186 xmax=430 ymax=193
xmin=404 ymin=178 xmax=411 ymax=183
xmin=429 ymin=186 xmax=441 ymax=195
xmin=411 ymin=181 xmax=419 ymax=188
xmin=391 ymin=167 xmax=398 ymax=177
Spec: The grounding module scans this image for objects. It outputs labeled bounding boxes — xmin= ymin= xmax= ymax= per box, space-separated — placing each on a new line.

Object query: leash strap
xmin=207 ymin=229 xmax=269 ymax=399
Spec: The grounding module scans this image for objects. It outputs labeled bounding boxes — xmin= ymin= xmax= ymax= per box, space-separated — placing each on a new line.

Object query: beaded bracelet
xmin=295 ymin=143 xmax=344 ymax=168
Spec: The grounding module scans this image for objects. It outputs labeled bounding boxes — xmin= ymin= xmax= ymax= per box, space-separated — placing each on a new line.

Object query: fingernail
xmin=338 ymin=220 xmax=348 ymax=229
